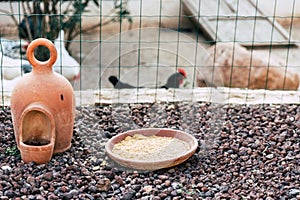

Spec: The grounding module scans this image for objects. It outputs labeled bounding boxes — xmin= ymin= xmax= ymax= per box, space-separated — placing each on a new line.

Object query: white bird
xmin=0 ymin=51 xmax=31 ymax=80
xmin=53 ymin=30 xmax=80 ymax=81
xmin=0 ymin=76 xmax=21 ymax=92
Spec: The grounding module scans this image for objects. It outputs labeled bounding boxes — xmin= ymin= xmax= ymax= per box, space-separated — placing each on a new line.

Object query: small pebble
xmin=143 ymin=185 xmax=153 ymax=193
xmin=1 ymin=166 xmax=11 ymax=171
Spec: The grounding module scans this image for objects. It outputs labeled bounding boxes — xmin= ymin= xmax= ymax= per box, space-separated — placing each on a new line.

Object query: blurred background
xmin=1 ymin=0 xmax=300 ymax=105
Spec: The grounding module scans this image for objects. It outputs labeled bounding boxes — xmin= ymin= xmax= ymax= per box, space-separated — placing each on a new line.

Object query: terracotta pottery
xmin=105 ymin=128 xmax=198 ymax=170
xmin=11 ymin=38 xmax=75 ymax=164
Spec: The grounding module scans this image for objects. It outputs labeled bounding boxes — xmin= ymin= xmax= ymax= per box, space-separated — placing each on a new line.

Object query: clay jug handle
xmin=26 ymin=38 xmax=57 ymax=72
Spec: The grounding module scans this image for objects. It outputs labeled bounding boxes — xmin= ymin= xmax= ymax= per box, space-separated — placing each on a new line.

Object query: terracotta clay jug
xmin=11 ymin=38 xmax=76 ymax=164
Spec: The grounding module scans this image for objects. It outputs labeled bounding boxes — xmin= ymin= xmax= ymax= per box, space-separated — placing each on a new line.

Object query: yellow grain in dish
xmin=112 ymin=134 xmax=190 ymax=161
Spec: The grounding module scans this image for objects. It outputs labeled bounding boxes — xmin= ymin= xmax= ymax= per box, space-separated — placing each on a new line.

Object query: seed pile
xmin=0 ymin=103 xmax=299 ymax=199
xmin=111 ymin=134 xmax=190 ymax=161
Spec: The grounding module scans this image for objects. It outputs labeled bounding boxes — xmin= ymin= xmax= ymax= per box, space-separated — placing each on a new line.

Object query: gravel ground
xmin=0 ymin=103 xmax=300 ymax=199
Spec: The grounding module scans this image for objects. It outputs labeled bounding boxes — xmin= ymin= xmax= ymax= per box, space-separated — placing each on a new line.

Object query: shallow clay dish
xmin=105 ymin=128 xmax=198 ymax=170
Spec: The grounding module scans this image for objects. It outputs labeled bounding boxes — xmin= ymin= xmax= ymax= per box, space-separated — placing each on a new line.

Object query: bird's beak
xmin=74 ymin=72 xmax=80 ymax=81
xmin=180 ymin=77 xmax=186 ymax=85
xmin=180 ymin=75 xmax=188 ymax=86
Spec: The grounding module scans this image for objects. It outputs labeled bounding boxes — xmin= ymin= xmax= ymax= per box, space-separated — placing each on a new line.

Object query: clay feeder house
xmin=10 ymin=38 xmax=76 ymax=164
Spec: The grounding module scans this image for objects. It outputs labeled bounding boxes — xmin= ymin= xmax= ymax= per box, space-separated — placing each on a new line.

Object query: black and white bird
xmin=108 ymin=75 xmax=140 ymax=89
xmin=108 ymin=68 xmax=187 ymax=89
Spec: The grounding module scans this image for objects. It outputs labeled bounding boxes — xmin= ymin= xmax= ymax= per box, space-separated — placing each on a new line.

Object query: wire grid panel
xmin=80 ymin=27 xmax=205 ymax=88
xmin=182 ymin=0 xmax=297 ymax=46
xmin=0 ymin=0 xmax=300 ymax=106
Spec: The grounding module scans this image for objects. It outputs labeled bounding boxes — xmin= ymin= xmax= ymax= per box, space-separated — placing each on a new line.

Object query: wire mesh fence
xmin=1 ymin=0 xmax=300 ymax=106
xmin=1 ymin=2 xmax=300 ymax=198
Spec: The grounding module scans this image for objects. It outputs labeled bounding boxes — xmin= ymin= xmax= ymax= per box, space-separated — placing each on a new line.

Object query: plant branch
xmin=26 ymin=1 xmax=32 ymax=14
xmin=68 ymin=6 xmax=132 ymax=40
xmin=0 ymin=2 xmax=19 ymax=26
xmin=63 ymin=1 xmax=73 ymax=15
xmin=21 ymin=1 xmax=33 ymax=41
